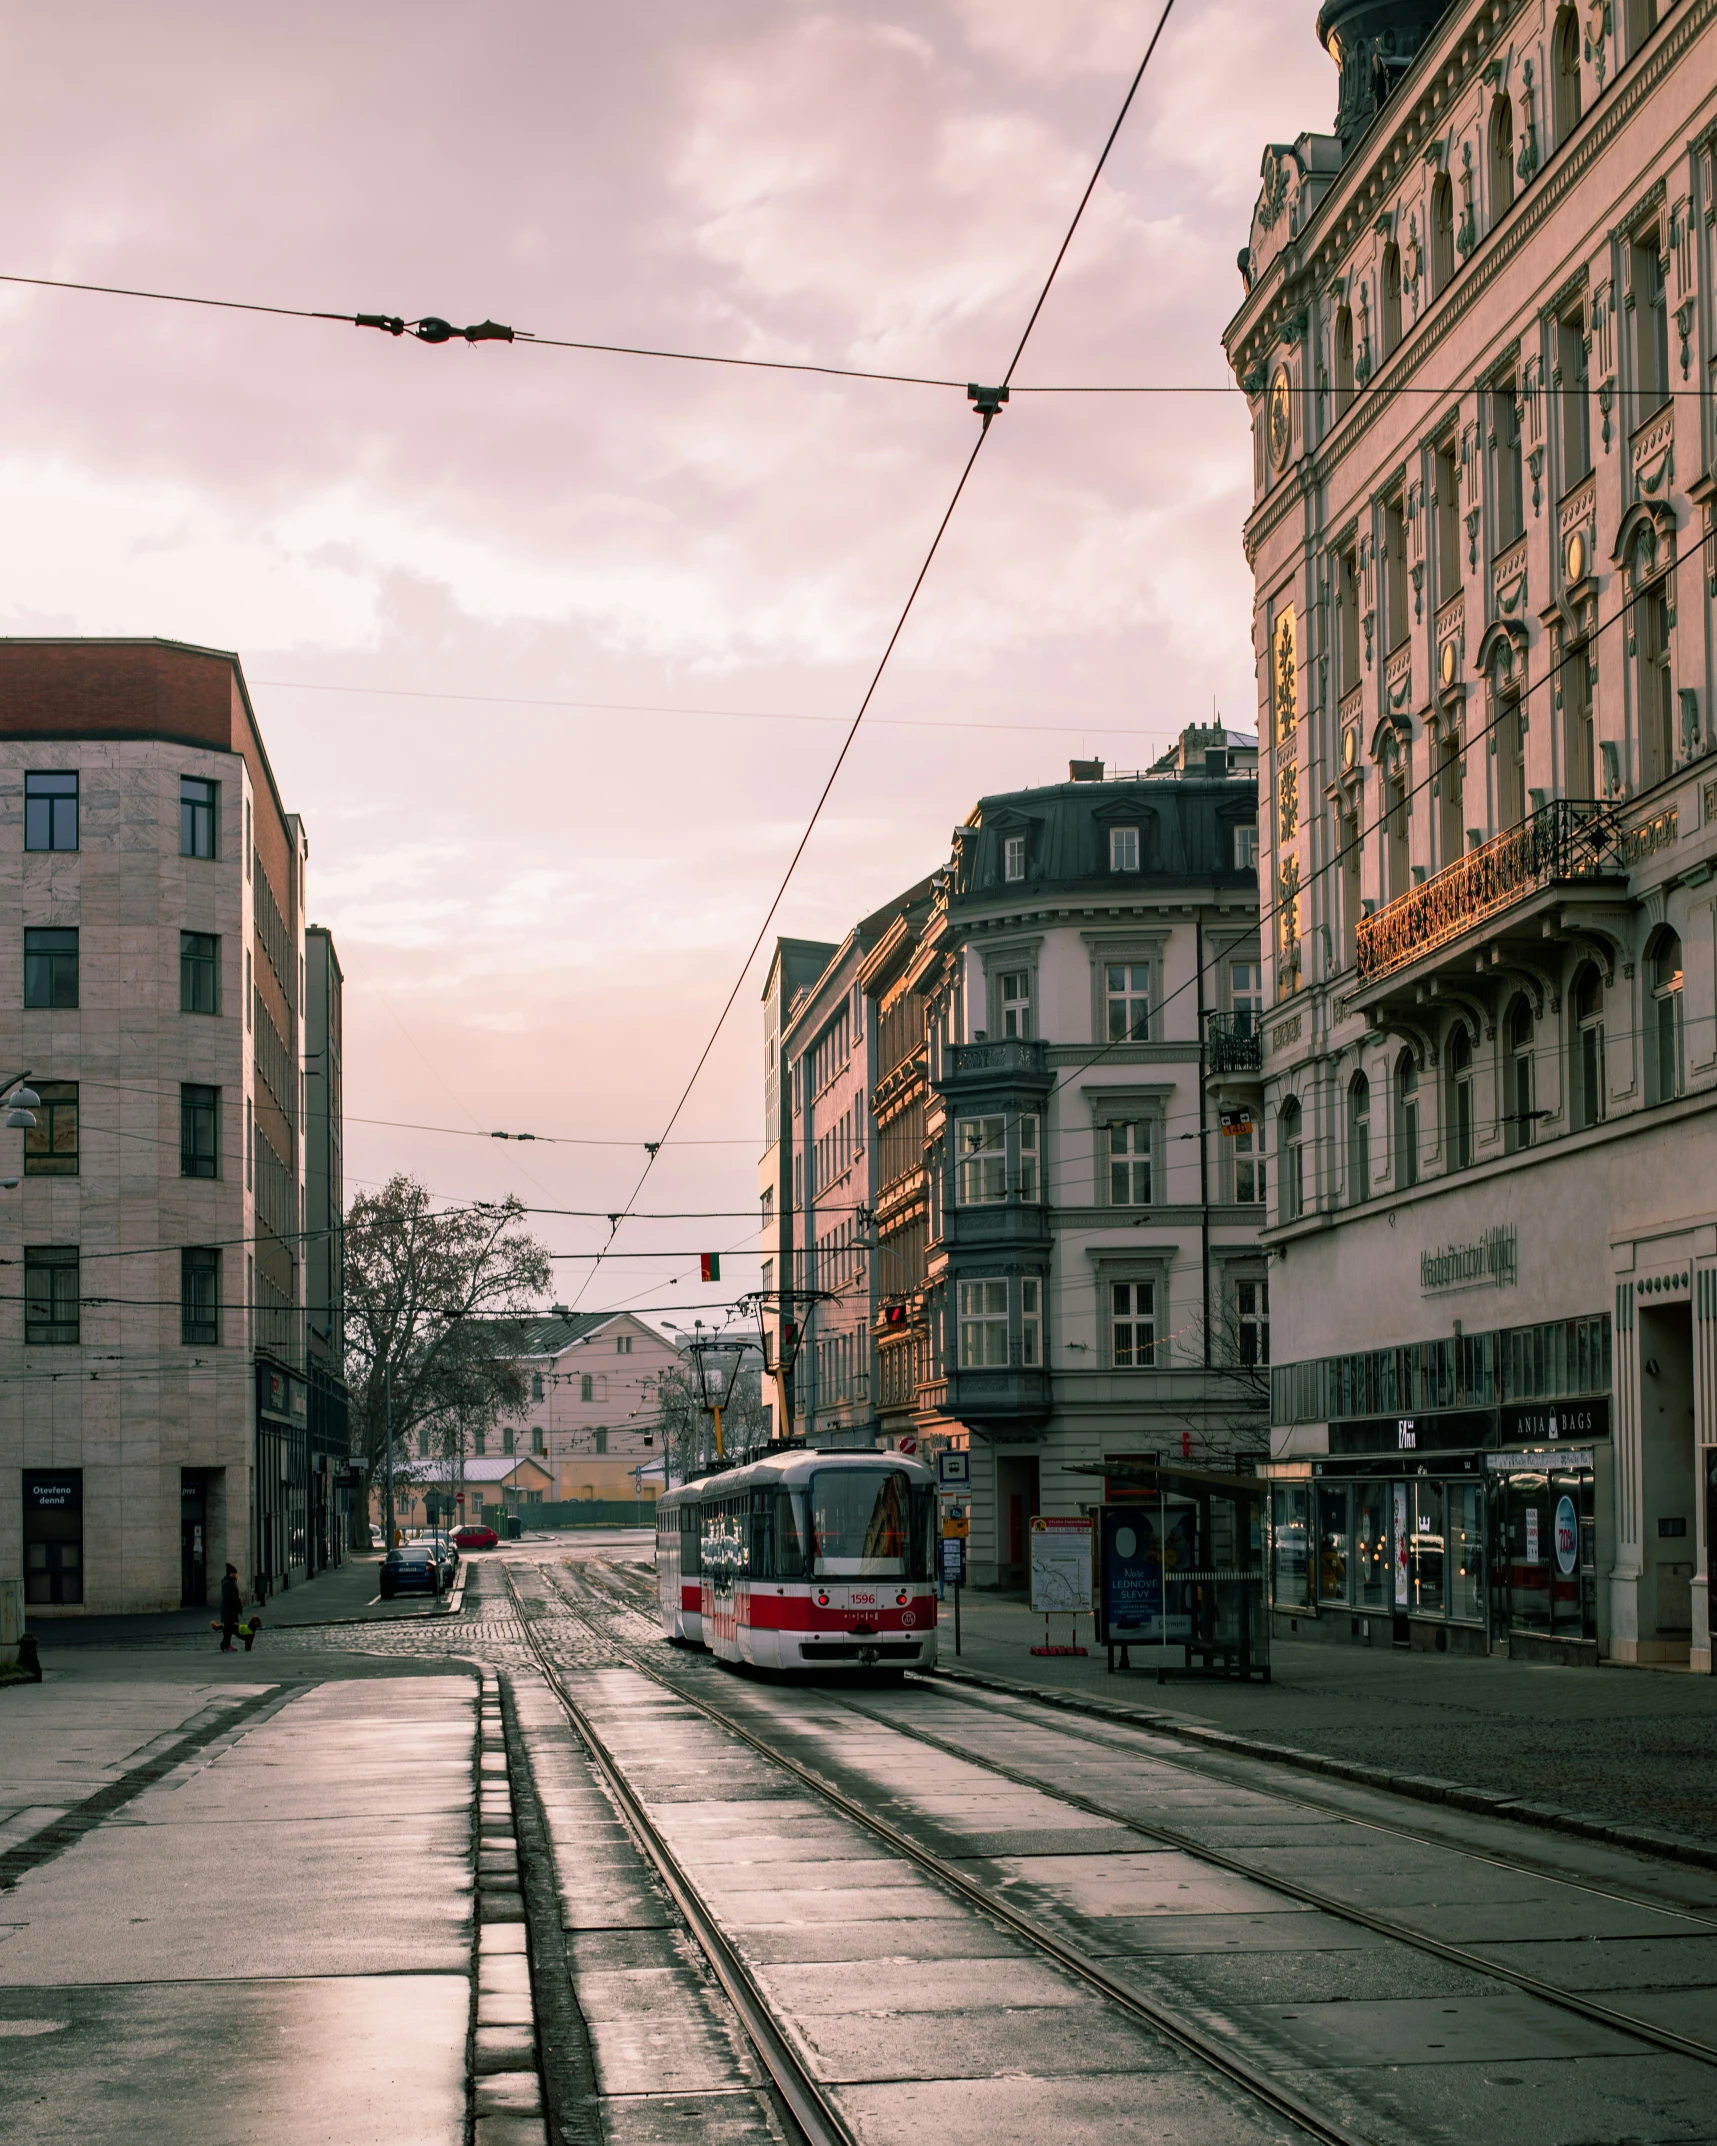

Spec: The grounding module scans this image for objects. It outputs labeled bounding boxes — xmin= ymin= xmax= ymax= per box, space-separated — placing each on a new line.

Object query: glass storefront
xmin=1490 ymin=1458 xmax=1596 ymax=1642
xmin=1272 ymin=1452 xmax=1597 ymax=1646
xmin=1271 ymin=1484 xmax=1309 ymax=1608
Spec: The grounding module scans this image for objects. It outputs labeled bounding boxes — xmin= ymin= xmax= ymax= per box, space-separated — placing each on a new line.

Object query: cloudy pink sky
xmin=3 ymin=1 xmax=1336 ymax=1321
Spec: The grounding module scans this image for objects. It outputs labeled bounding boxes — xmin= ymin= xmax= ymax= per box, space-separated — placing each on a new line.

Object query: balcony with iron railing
xmin=1205 ymin=1011 xmax=1264 ymax=1075
xmin=1353 ymin=800 xmax=1620 ymax=996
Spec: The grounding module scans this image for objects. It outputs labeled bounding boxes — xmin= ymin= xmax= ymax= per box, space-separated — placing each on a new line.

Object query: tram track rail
xmin=513 ymin=1558 xmax=1382 ymax=2146
xmin=566 ymin=1553 xmax=1717 ymax=2076
xmin=499 ymin=1560 xmax=860 ymax=2146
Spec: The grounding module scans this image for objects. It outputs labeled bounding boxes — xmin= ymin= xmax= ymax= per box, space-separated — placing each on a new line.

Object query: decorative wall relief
xmin=1516 ymin=60 xmax=1541 ymax=182
xmin=1584 ymin=0 xmax=1610 ymax=90
xmin=1272 ymin=606 xmax=1298 ymax=744
xmin=1278 ymin=759 xmax=1300 ymax=844
xmin=1457 ymin=144 xmax=1478 ymax=258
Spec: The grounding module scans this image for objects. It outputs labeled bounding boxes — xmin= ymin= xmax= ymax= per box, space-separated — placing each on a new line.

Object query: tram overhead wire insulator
xmin=967 ymin=382 xmax=1009 ymax=429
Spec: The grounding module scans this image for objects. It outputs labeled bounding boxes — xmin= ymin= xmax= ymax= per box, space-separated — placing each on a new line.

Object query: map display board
xmin=1029 ymin=1515 xmax=1093 ymax=1613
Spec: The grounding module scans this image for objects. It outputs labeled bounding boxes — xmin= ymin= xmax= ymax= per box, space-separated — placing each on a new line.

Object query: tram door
xmin=180 ymin=1470 xmax=209 ymax=1607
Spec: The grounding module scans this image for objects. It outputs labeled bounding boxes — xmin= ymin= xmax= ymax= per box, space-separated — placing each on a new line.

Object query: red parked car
xmin=453 ymin=1523 xmax=499 ymax=1551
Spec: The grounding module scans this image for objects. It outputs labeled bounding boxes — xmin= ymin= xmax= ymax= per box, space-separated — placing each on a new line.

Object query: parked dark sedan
xmin=379 ymin=1544 xmax=456 ymax=1599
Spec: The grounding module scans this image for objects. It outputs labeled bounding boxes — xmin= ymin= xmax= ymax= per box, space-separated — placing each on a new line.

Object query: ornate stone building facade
xmin=1226 ymin=0 xmax=1717 ymax=1668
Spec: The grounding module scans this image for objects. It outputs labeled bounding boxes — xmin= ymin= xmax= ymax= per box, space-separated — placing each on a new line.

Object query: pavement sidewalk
xmin=31 ymin=1548 xmax=462 ymax=1649
xmin=0 ymin=1667 xmax=477 ymax=2145
xmin=935 ymin=1587 xmax=1717 ymax=1846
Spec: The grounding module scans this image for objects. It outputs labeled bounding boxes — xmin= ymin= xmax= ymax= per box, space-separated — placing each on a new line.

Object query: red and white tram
xmin=655 ymin=1448 xmax=939 ymax=1672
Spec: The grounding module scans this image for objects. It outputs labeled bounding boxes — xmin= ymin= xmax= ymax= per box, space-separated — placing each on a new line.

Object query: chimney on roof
xmin=1069 ymin=759 xmax=1104 ymax=783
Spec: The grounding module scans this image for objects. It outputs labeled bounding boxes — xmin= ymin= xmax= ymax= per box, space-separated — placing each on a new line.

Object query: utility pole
xmin=1196 ymin=919 xmax=1212 ymax=1370
xmin=384 ymin=1361 xmax=396 ymax=1549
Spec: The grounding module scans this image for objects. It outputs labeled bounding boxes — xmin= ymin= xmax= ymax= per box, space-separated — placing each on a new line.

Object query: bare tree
xmin=344 ymin=1177 xmax=553 ymax=1503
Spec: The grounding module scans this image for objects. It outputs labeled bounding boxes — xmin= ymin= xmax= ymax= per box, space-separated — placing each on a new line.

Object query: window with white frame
xmin=997 ymin=970 xmax=1031 ymax=1038
xmin=1017 ymin=1115 xmax=1041 ymax=1202
xmin=1004 ymin=834 xmax=1026 ymax=882
xmin=957 ymin=1116 xmax=1006 ymax=1204
xmin=1105 ymin=963 xmax=1151 ymax=1041
xmin=1230 ymin=960 xmax=1263 ymax=1031
xmin=1109 ymin=826 xmax=1140 ymax=873
xmin=1020 ymin=1278 xmax=1041 ymax=1366
xmin=1111 ymin=1282 xmax=1155 ymax=1367
xmin=1234 ymin=823 xmax=1259 ymax=870
xmin=1108 ymin=1120 xmax=1152 ymax=1204
xmin=958 ymin=1279 xmax=1009 ymax=1367
xmin=1236 ymin=1278 xmax=1270 ymax=1367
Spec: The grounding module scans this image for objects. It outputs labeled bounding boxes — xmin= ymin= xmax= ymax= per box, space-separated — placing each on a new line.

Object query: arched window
xmin=1381 ymin=244 xmax=1403 ymax=356
xmin=1431 ymin=175 xmax=1455 ymax=294
xmin=1394 ymin=1054 xmax=1419 ymax=1188
xmin=1650 ymin=932 xmax=1683 ymax=1103
xmin=1552 ymin=7 xmax=1582 ymax=140
xmin=1334 ymin=308 xmax=1355 ymax=414
xmin=1279 ymin=1097 xmax=1304 ymax=1221
xmin=1347 ymin=1073 xmax=1371 ymax=1204
xmin=1447 ymin=1028 xmax=1474 ymax=1171
xmin=1573 ymin=965 xmax=1605 ymax=1130
xmin=1489 ymin=95 xmax=1515 ymax=220
xmin=1504 ymin=998 xmax=1536 ymax=1153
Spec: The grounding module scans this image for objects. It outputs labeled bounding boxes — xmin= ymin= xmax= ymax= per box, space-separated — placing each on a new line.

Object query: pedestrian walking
xmin=218 ymin=1563 xmax=242 ymax=1652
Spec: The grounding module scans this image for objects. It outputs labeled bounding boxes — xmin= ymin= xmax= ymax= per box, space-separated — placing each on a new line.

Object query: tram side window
xmin=750 ymin=1491 xmax=776 ymax=1582
xmin=776 ymin=1490 xmax=809 ymax=1578
xmin=680 ymin=1503 xmax=701 ymax=1577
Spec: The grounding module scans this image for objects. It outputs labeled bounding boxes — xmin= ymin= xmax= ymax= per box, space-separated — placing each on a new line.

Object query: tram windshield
xmin=808 ymin=1469 xmax=913 ymax=1577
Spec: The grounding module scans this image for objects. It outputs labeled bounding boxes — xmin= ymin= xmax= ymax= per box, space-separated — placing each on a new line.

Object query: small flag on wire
xmin=700 ymin=1253 xmax=721 ymax=1282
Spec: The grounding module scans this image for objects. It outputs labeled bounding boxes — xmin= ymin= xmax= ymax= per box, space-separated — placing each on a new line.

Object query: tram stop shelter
xmin=1071 ymin=1458 xmax=1270 ymax=1683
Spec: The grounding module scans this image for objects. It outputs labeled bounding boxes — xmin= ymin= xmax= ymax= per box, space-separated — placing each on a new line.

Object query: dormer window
xmin=1234 ymin=823 xmax=1259 ymax=870
xmin=1004 ymin=834 xmax=1026 ymax=882
xmin=1109 ymin=826 xmax=1140 ymax=873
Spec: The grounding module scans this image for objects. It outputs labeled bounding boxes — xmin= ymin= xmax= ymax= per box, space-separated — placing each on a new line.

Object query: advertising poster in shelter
xmin=1029 ymin=1516 xmax=1093 ymax=1613
xmin=1099 ymin=1504 xmax=1197 ymax=1642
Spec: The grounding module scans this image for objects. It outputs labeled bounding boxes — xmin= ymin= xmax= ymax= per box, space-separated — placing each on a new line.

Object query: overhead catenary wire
xmin=571 ymin=2 xmax=1180 ymax=1309
xmin=7 ymin=267 xmax=1710 ymax=401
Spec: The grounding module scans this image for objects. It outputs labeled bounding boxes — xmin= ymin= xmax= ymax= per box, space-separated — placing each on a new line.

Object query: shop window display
xmin=1271 ymin=1484 xmax=1310 ymax=1609
xmin=1353 ymin=1483 xmax=1391 ymax=1610
xmin=1450 ymin=1482 xmax=1485 ymax=1624
xmin=1317 ymin=1484 xmax=1349 ymax=1602
xmin=1407 ymin=1481 xmax=1445 ymax=1614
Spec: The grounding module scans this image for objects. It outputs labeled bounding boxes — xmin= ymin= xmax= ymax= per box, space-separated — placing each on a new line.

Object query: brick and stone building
xmin=0 ymin=638 xmax=347 ymax=1616
xmin=1225 ymin=0 xmax=1717 ymax=1667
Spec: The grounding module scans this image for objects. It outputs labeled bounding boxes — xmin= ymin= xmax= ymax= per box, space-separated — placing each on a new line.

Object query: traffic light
xmin=883 ymin=1303 xmax=908 ymax=1328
